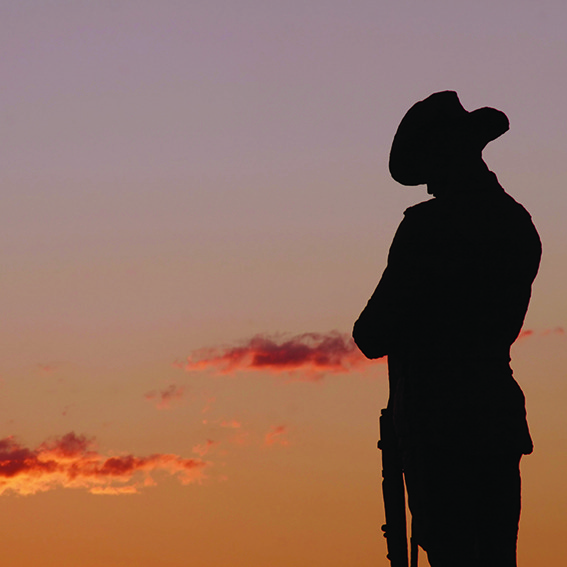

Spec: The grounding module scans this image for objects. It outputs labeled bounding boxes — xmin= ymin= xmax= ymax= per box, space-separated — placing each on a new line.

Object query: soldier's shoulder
xmin=403 ymin=198 xmax=437 ymax=217
xmin=500 ymin=191 xmax=534 ymax=217
xmin=493 ymin=189 xmax=541 ymax=251
xmin=486 ymin=173 xmax=533 ymax=219
xmin=496 ymin=190 xmax=538 ymax=231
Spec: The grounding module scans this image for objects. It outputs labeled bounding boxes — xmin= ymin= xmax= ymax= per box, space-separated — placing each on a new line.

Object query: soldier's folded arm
xmin=353 ymin=266 xmax=400 ymax=359
xmin=353 ymin=211 xmax=417 ymax=360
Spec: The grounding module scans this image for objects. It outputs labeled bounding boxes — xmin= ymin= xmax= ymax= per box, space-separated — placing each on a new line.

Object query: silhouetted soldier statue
xmin=353 ymin=91 xmax=541 ymax=567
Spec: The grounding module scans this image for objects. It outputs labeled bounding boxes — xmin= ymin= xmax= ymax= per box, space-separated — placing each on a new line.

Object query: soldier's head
xmin=389 ymin=91 xmax=509 ymax=196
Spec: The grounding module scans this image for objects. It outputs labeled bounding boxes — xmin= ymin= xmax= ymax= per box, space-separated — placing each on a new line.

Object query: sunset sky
xmin=1 ymin=1 xmax=566 ymax=565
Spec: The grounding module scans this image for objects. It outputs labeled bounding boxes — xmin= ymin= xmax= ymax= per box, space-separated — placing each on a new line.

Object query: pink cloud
xmin=0 ymin=432 xmax=207 ymax=496
xmin=182 ymin=331 xmax=380 ymax=380
xmin=264 ymin=425 xmax=289 ymax=447
xmin=144 ymin=384 xmax=185 ymax=409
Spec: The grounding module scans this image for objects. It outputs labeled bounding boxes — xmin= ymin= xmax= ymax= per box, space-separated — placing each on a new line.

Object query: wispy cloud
xmin=182 ymin=331 xmax=380 ymax=380
xmin=37 ymin=362 xmax=62 ymax=374
xmin=220 ymin=420 xmax=241 ymax=429
xmin=0 ymin=432 xmax=207 ymax=496
xmin=543 ymin=327 xmax=564 ymax=336
xmin=264 ymin=425 xmax=289 ymax=447
xmin=192 ymin=439 xmax=217 ymax=457
xmin=201 ymin=396 xmax=216 ymax=414
xmin=517 ymin=327 xmax=564 ymax=340
xmin=517 ymin=329 xmax=534 ymax=340
xmin=144 ymin=384 xmax=185 ymax=409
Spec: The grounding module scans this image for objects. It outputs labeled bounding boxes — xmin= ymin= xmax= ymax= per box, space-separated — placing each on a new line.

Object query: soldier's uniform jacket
xmin=353 ymin=171 xmax=541 ymax=455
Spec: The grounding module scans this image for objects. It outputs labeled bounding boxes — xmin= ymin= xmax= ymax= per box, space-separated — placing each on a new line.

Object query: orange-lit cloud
xmin=192 ymin=439 xmax=217 ymax=457
xmin=145 ymin=384 xmax=185 ymax=409
xmin=518 ymin=329 xmax=534 ymax=340
xmin=264 ymin=425 xmax=289 ymax=447
xmin=182 ymin=331 xmax=380 ymax=380
xmin=0 ymin=432 xmax=207 ymax=496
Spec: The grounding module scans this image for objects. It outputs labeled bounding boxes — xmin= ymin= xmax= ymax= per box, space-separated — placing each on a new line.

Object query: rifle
xmin=378 ymin=406 xmax=418 ymax=567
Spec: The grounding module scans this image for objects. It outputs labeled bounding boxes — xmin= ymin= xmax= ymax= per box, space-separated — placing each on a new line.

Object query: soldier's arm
xmin=353 ymin=207 xmax=424 ymax=359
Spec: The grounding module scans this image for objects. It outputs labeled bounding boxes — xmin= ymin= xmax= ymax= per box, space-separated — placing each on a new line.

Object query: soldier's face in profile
xmin=424 ymin=148 xmax=461 ymax=196
xmin=424 ymin=138 xmax=480 ymax=197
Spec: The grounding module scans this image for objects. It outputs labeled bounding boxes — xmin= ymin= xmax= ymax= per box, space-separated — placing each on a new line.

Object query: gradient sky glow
xmin=1 ymin=1 xmax=566 ymax=565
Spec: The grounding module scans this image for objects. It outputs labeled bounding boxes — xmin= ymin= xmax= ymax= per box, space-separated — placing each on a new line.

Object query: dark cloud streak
xmin=182 ymin=331 xmax=381 ymax=380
